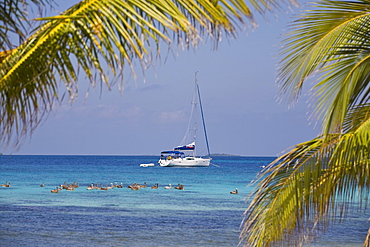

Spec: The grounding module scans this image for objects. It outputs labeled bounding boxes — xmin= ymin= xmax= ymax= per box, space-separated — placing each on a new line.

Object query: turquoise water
xmin=0 ymin=155 xmax=368 ymax=246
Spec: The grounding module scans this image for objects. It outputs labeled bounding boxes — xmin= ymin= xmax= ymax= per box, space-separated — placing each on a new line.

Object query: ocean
xmin=0 ymin=155 xmax=368 ymax=246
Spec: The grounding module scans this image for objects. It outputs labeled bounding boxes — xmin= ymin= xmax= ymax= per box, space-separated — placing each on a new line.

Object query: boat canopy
xmin=160 ymin=150 xmax=185 ymax=160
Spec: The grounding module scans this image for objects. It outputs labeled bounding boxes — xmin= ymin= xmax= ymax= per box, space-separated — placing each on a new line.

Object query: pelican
xmin=128 ymin=183 xmax=137 ymax=188
xmin=139 ymin=182 xmax=147 ymax=188
xmin=71 ymin=182 xmax=79 ymax=188
xmin=107 ymin=183 xmax=114 ymax=189
xmin=51 ymin=187 xmax=59 ymax=193
xmin=175 ymin=184 xmax=184 ymax=190
xmin=128 ymin=183 xmax=140 ymax=190
xmin=66 ymin=185 xmax=75 ymax=191
xmin=164 ymin=184 xmax=172 ymax=189
xmin=60 ymin=182 xmax=68 ymax=190
xmin=230 ymin=188 xmax=238 ymax=194
xmin=86 ymin=184 xmax=94 ymax=190
xmin=130 ymin=185 xmax=140 ymax=191
xmin=1 ymin=182 xmax=10 ymax=187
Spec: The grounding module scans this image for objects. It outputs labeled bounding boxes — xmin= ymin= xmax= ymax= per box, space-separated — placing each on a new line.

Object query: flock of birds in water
xmin=1 ymin=181 xmax=239 ymax=194
xmin=47 ymin=181 xmax=185 ymax=193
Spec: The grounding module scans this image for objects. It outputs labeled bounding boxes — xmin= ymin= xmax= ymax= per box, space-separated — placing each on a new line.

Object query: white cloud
xmin=154 ymin=110 xmax=185 ymax=124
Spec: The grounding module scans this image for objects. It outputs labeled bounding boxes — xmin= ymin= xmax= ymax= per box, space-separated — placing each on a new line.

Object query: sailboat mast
xmin=193 ymin=72 xmax=198 ymax=157
xmin=197 ymin=81 xmax=211 ymax=158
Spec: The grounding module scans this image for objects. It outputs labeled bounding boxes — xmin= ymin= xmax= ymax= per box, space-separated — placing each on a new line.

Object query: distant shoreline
xmin=210 ymin=153 xmax=241 ymax=157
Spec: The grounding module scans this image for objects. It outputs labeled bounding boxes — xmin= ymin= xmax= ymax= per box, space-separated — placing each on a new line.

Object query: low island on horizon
xmin=210 ymin=153 xmax=241 ymax=157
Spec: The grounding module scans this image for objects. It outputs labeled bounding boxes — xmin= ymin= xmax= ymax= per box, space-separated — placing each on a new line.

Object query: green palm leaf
xmin=278 ymin=0 xmax=370 ymax=135
xmin=0 ymin=0 xmax=55 ymax=51
xmin=242 ymin=117 xmax=370 ymax=246
xmin=245 ymin=2 xmax=370 ymax=245
xmin=0 ymin=0 xmax=294 ymax=148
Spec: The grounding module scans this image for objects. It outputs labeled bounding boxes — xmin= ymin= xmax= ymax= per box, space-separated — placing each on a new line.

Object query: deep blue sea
xmin=0 ymin=155 xmax=368 ymax=246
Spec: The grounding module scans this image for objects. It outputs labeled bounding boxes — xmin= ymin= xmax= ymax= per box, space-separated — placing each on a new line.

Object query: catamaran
xmin=158 ymin=73 xmax=211 ymax=167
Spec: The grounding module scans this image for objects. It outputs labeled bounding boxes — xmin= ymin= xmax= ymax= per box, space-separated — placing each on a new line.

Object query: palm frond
xmin=278 ymin=0 xmax=370 ymax=134
xmin=1 ymin=0 xmax=295 ymax=149
xmin=241 ymin=137 xmax=330 ymax=246
xmin=251 ymin=1 xmax=370 ymax=246
xmin=241 ymin=113 xmax=370 ymax=246
xmin=0 ymin=0 xmax=54 ymax=51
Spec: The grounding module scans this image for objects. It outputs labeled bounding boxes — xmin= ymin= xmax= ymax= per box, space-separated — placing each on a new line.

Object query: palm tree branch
xmin=0 ymin=0 xmax=265 ymax=148
xmin=278 ymin=0 xmax=370 ymax=101
xmin=311 ymin=17 xmax=370 ymax=135
xmin=242 ymin=127 xmax=370 ymax=246
xmin=241 ymin=137 xmax=329 ymax=245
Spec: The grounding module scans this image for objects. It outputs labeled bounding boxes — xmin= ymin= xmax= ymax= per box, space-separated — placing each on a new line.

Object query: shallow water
xmin=0 ymin=155 xmax=368 ymax=246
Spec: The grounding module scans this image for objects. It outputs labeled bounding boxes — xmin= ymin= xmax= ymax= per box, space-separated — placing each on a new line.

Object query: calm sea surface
xmin=0 ymin=155 xmax=368 ymax=246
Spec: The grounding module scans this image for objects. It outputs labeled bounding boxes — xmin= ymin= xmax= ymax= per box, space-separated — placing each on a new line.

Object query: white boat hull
xmin=158 ymin=157 xmax=211 ymax=167
xmin=140 ymin=163 xmax=155 ymax=167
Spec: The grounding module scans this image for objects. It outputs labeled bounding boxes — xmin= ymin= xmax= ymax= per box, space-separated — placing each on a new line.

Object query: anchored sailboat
xmin=158 ymin=73 xmax=211 ymax=167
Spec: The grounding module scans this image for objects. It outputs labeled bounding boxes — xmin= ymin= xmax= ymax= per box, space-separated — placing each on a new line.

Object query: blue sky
xmin=15 ymin=1 xmax=318 ymax=156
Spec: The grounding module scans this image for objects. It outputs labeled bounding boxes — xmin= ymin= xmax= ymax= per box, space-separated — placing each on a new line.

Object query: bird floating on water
xmin=175 ymin=184 xmax=184 ymax=190
xmin=230 ymin=188 xmax=238 ymax=194
xmin=164 ymin=184 xmax=172 ymax=189
xmin=1 ymin=182 xmax=10 ymax=187
xmin=51 ymin=187 xmax=59 ymax=193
